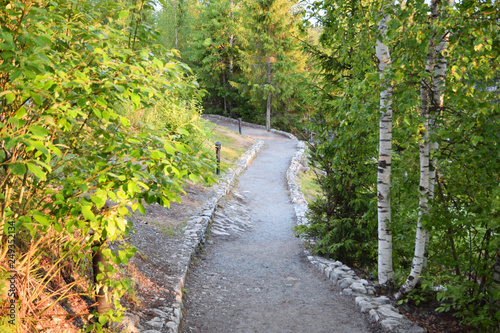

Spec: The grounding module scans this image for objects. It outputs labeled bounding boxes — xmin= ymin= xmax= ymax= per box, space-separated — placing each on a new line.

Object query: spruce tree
xmin=242 ymin=0 xmax=308 ymax=130
xmin=189 ymin=0 xmax=243 ymax=114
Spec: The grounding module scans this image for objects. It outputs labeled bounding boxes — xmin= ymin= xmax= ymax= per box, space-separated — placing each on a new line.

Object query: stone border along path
xmin=139 ymin=114 xmax=424 ymax=333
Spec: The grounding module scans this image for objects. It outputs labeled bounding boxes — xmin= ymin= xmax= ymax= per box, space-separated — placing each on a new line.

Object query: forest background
xmin=0 ymin=0 xmax=499 ymax=331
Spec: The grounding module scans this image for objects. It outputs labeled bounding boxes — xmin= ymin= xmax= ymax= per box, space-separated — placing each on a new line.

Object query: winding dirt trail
xmin=181 ymin=119 xmax=372 ymax=333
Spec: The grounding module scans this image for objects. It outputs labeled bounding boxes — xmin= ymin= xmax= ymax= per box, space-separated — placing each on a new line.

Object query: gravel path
xmin=181 ymin=120 xmax=372 ymax=333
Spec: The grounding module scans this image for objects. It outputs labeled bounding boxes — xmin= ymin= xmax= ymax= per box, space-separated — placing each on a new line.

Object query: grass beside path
xmin=203 ymin=120 xmax=255 ymax=170
xmin=297 ymin=154 xmax=322 ymax=204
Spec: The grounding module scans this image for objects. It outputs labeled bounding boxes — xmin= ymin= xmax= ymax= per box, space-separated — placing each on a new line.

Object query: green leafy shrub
xmin=0 ymin=0 xmax=214 ymax=331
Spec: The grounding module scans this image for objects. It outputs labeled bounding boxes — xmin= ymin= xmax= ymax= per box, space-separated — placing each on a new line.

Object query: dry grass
xmin=0 ymin=229 xmax=95 ymax=332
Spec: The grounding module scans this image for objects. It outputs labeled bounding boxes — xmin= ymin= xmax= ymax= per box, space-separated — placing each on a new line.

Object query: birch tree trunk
xmin=266 ymin=55 xmax=271 ymax=131
xmin=396 ymin=0 xmax=454 ymax=299
xmin=376 ymin=3 xmax=394 ymax=287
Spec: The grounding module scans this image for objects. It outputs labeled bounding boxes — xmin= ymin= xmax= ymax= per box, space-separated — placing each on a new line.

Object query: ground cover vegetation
xmin=0 ymin=0 xmax=216 ymax=331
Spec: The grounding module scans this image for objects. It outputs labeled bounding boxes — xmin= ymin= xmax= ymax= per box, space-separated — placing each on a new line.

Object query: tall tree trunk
xmin=376 ymin=2 xmax=394 ymax=287
xmin=229 ymin=0 xmax=234 ymax=75
xmin=396 ymin=0 xmax=453 ymax=299
xmin=266 ymin=55 xmax=271 ymax=131
xmin=223 ymin=69 xmax=227 ymax=114
xmin=174 ymin=0 xmax=178 ymax=49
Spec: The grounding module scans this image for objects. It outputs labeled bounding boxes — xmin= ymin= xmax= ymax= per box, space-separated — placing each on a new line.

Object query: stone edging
xmin=202 ymin=114 xmax=298 ymax=140
xmin=286 ymin=141 xmax=425 ymax=333
xmin=161 ymin=139 xmax=264 ymax=333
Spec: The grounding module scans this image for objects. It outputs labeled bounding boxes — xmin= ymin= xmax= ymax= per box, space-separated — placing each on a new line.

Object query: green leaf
xmin=27 ymin=162 xmax=47 ymax=180
xmin=118 ymin=250 xmax=128 ymax=264
xmin=117 ymin=206 xmax=130 ymax=216
xmin=91 ymin=193 xmax=107 ymax=209
xmin=29 ymin=92 xmax=43 ymax=105
xmin=9 ymin=163 xmax=26 ymax=176
xmin=82 ymin=206 xmax=96 ymax=222
xmin=96 ymin=96 xmax=107 ymax=107
xmin=131 ymin=93 xmax=140 ymax=105
xmin=28 ymin=126 xmax=48 ymax=138
xmin=189 ymin=173 xmax=200 ymax=182
xmin=119 ymin=10 xmax=130 ymax=18
xmin=150 ymin=150 xmax=166 ymax=159
xmin=120 ymin=117 xmax=130 ymax=127
xmin=28 ymin=140 xmax=50 ymax=157
xmin=107 ymin=220 xmax=117 ymax=237
xmin=136 ymin=201 xmax=146 ymax=215
xmin=164 ymin=143 xmax=176 ymax=155
xmin=33 ymin=213 xmax=50 ymax=226
xmin=54 ymin=222 xmax=63 ymax=233
xmin=0 ymin=91 xmax=16 ymax=104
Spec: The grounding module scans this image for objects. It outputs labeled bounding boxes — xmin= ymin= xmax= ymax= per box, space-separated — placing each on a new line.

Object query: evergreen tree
xmin=189 ymin=0 xmax=243 ymax=114
xmin=155 ymin=0 xmax=199 ymax=54
xmin=242 ymin=0 xmax=309 ymax=130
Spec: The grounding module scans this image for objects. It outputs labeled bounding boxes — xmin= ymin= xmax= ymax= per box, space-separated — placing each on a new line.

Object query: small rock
xmin=151 ymin=309 xmax=169 ymax=318
xmin=355 ymin=296 xmax=366 ymax=305
xmin=343 ymin=288 xmax=353 ymax=296
xmin=339 ymin=281 xmax=349 ymax=290
xmin=378 ymin=305 xmax=404 ymax=319
xmin=369 ymin=309 xmax=380 ymax=322
xmin=359 ymin=301 xmax=377 ymax=313
xmin=351 ymin=282 xmax=367 ymax=294
xmin=405 ymin=325 xmax=426 ymax=333
xmin=381 ymin=318 xmax=402 ymax=331
xmin=173 ymin=307 xmax=181 ymax=319
xmin=145 ymin=317 xmax=164 ymax=329
xmin=373 ymin=296 xmax=391 ymax=305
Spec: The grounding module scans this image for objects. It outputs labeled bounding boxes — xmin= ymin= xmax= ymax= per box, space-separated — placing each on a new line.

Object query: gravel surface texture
xmin=181 ymin=119 xmax=372 ymax=333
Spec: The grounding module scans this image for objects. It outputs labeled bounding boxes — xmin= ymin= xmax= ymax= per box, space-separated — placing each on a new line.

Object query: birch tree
xmin=396 ymin=0 xmax=454 ymax=299
xmin=376 ymin=0 xmax=395 ymax=287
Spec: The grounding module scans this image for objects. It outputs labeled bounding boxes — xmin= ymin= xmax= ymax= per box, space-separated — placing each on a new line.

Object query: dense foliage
xmin=156 ymin=0 xmax=316 ymax=133
xmin=0 ymin=0 xmax=214 ymax=331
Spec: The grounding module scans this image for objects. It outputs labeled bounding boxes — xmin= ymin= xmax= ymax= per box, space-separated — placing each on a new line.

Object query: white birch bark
xmin=396 ymin=0 xmax=454 ymax=299
xmin=376 ymin=3 xmax=394 ymax=287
